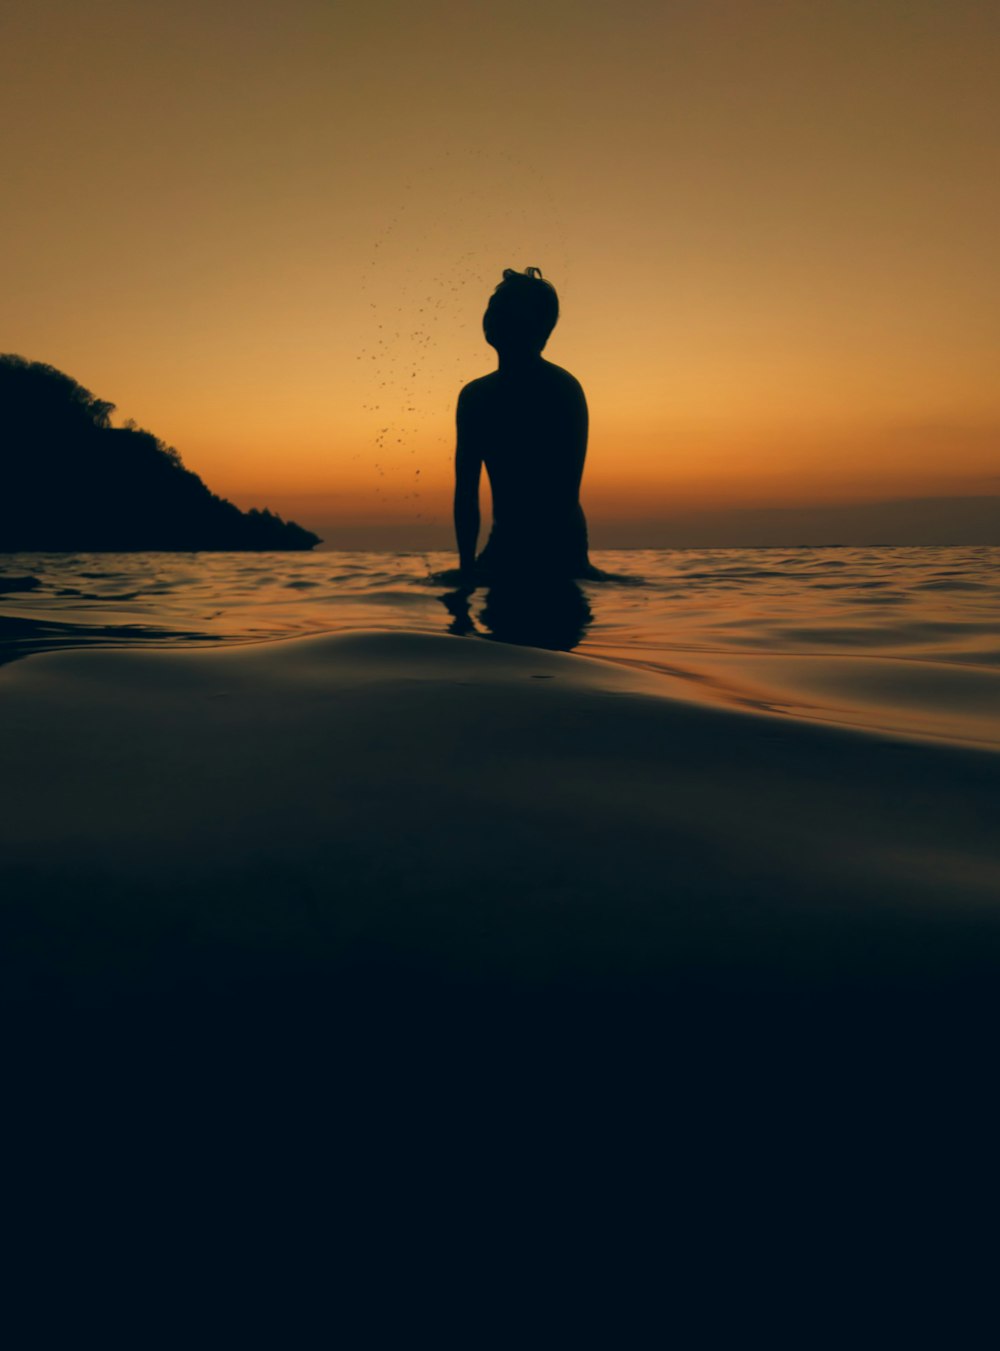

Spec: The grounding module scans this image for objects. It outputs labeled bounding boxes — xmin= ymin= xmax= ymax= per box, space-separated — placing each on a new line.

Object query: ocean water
xmin=2 ymin=546 xmax=999 ymax=749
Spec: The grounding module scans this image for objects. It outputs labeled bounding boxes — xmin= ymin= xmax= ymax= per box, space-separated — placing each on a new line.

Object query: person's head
xmin=483 ymin=267 xmax=559 ymax=357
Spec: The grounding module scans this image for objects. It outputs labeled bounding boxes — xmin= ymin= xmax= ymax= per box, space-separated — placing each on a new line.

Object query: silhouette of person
xmin=447 ymin=268 xmax=604 ymax=587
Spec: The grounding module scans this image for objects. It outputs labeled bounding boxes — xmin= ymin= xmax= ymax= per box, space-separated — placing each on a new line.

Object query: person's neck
xmin=497 ymin=349 xmax=544 ymax=374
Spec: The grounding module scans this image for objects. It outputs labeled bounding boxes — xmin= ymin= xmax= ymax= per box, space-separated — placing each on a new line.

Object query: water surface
xmin=2 ymin=546 xmax=998 ymax=748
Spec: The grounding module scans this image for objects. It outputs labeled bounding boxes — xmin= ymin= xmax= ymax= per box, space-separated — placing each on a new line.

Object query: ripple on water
xmin=2 ymin=547 xmax=999 ymax=745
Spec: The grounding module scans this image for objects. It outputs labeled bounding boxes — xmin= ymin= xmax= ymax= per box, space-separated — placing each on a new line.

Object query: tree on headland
xmin=0 ymin=355 xmax=321 ymax=551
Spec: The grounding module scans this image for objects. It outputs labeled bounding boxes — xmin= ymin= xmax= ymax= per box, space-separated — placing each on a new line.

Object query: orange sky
xmin=3 ymin=0 xmax=998 ymax=545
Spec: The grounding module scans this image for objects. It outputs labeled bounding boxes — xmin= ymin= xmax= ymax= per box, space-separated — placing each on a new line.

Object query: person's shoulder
xmin=457 ymin=374 xmax=501 ymax=424
xmin=540 ymin=361 xmax=586 ymax=398
xmin=458 ymin=373 xmax=499 ymax=401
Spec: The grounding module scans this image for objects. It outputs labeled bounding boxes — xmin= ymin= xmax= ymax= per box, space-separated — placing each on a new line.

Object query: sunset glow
xmin=4 ymin=0 xmax=998 ymax=544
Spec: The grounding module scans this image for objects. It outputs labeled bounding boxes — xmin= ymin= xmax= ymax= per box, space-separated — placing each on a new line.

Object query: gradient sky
xmin=3 ymin=0 xmax=998 ymax=544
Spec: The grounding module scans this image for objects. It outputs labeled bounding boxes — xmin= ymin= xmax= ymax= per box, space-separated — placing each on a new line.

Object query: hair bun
xmin=502 ymin=267 xmax=544 ymax=282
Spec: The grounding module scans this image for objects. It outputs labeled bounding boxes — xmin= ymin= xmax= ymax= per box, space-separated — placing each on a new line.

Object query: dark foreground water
xmin=3 ymin=546 xmax=999 ymax=1325
xmin=3 ymin=545 xmax=999 ymax=747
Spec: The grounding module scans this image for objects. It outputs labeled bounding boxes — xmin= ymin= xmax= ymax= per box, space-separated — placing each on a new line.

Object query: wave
xmin=2 ymin=547 xmax=999 ymax=746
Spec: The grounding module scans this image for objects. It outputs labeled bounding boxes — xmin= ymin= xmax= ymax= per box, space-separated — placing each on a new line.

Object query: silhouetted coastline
xmin=0 ymin=355 xmax=320 ymax=551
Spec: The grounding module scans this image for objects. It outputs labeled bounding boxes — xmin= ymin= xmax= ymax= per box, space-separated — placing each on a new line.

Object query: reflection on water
xmin=441 ymin=580 xmax=593 ymax=651
xmin=2 ymin=547 xmax=1000 ymax=746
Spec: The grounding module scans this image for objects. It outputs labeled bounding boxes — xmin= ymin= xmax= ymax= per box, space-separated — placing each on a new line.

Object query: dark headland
xmin=0 ymin=355 xmax=320 ymax=551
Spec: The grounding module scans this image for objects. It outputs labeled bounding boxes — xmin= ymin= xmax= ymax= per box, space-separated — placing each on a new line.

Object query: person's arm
xmin=566 ymin=377 xmax=588 ymax=499
xmin=453 ymin=386 xmax=482 ymax=583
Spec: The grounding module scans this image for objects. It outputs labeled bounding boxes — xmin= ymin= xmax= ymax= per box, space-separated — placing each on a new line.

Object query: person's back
xmin=452 ymin=268 xmax=598 ymax=585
